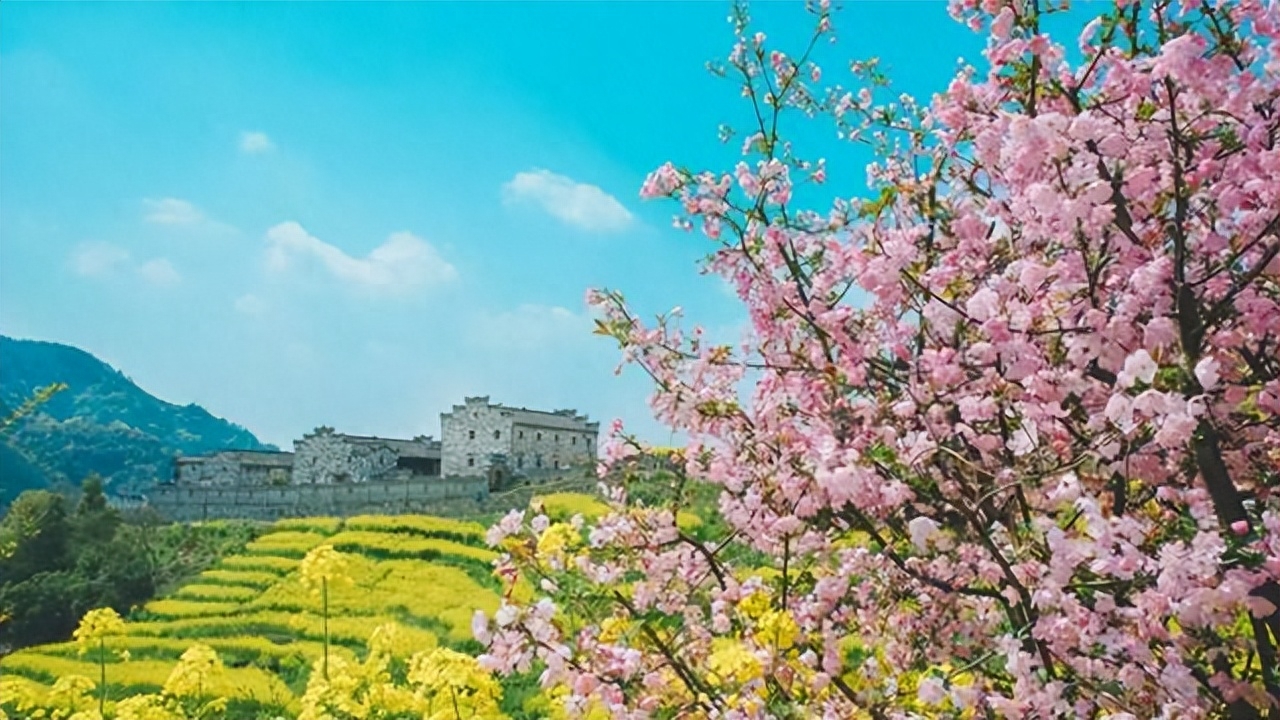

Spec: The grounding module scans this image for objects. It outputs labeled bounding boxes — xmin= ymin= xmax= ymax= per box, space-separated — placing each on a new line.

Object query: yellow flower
xmin=364 ymin=682 xmax=427 ymax=718
xmin=754 ymin=609 xmax=800 ymax=650
xmin=407 ymin=647 xmax=504 ymax=720
xmin=535 ymin=522 xmax=582 ymax=567
xmin=162 ymin=643 xmax=224 ymax=698
xmin=299 ymin=544 xmax=353 ymax=595
xmin=72 ymin=608 xmax=125 ymax=656
xmin=45 ymin=675 xmax=97 ymax=720
xmin=367 ymin=622 xmax=404 ymax=659
xmin=298 ymin=654 xmax=367 ymax=720
xmin=113 ymin=695 xmax=179 ymax=720
xmin=598 ymin=616 xmax=630 ymax=644
xmin=706 ymin=638 xmax=763 ymax=687
xmin=737 ymin=590 xmax=771 ymax=620
xmin=543 ymin=683 xmax=611 ymax=720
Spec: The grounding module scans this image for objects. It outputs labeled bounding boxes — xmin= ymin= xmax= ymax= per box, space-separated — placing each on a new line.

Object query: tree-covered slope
xmin=0 ymin=335 xmax=273 ymax=501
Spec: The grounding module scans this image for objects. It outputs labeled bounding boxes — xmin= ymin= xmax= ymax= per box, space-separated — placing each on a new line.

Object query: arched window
xmin=494 ymin=430 xmax=501 ymax=440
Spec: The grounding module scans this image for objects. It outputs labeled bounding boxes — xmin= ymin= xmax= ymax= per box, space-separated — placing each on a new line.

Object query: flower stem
xmin=99 ymin=637 xmax=106 ymax=715
xmin=323 ymin=576 xmax=330 ymax=681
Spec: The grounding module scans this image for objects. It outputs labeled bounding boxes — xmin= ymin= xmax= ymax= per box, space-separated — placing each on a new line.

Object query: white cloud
xmin=264 ymin=221 xmax=458 ymax=296
xmin=239 ymin=131 xmax=275 ymax=155
xmin=69 ymin=242 xmax=130 ymax=277
xmin=143 ymin=198 xmax=204 ymax=225
xmin=469 ymin=304 xmax=591 ymax=350
xmin=136 ymin=258 xmax=182 ymax=287
xmin=234 ymin=293 xmax=267 ymax=316
xmin=502 ymin=169 xmax=633 ymax=232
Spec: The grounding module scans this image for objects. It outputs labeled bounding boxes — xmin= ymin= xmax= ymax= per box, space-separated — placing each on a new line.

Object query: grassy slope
xmin=0 ymin=511 xmax=514 ymax=718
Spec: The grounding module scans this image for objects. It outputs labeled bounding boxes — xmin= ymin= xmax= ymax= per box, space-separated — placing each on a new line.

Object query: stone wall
xmin=292 ymin=428 xmax=402 ymax=485
xmin=175 ymin=454 xmax=291 ymax=486
xmin=508 ymin=423 xmax=594 ymax=472
xmin=441 ymin=398 xmax=514 ymax=477
xmin=148 ymin=477 xmax=490 ymax=522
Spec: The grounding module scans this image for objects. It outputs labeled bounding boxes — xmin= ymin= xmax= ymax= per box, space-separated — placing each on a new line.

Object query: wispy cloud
xmin=69 ymin=242 xmax=130 ymax=277
xmin=142 ymin=197 xmax=204 ymax=226
xmin=502 ymin=169 xmax=633 ymax=233
xmin=69 ymin=242 xmax=181 ymax=288
xmin=469 ymin=304 xmax=590 ymax=350
xmin=234 ymin=293 xmax=267 ymax=316
xmin=136 ymin=258 xmax=182 ymax=287
xmin=264 ymin=221 xmax=458 ymax=296
xmin=239 ymin=131 xmax=275 ymax=155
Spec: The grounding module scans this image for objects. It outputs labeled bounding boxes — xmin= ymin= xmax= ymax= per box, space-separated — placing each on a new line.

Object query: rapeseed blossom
xmin=161 ymin=644 xmax=223 ymax=698
xmin=72 ymin=609 xmax=125 ymax=656
xmin=299 ymin=544 xmax=352 ymax=596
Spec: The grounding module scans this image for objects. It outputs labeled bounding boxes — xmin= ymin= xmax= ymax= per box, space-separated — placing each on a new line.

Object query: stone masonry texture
xmin=151 ymin=396 xmax=600 ymax=522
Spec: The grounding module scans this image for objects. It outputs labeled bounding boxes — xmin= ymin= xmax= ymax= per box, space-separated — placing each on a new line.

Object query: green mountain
xmin=0 ymin=335 xmax=273 ymax=503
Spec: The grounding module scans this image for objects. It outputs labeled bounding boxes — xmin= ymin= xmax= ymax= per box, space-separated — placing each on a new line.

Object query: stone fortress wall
xmin=148 ymin=472 xmax=599 ymax=523
xmin=148 ymin=477 xmax=491 ymax=522
xmin=148 ymin=396 xmax=600 ymax=522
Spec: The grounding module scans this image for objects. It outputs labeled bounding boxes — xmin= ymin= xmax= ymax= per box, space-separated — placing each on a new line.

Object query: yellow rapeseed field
xmin=0 ymin=495 xmax=610 ymax=719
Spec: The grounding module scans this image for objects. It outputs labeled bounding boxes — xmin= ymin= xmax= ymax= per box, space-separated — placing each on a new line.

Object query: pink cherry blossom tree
xmin=479 ymin=0 xmax=1280 ymax=716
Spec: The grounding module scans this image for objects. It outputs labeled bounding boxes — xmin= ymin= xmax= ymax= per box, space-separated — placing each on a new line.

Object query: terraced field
xmin=0 ymin=511 xmax=516 ymax=718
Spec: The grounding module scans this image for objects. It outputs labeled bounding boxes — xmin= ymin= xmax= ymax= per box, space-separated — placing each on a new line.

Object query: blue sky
xmin=1 ymin=1 xmax=987 ymax=448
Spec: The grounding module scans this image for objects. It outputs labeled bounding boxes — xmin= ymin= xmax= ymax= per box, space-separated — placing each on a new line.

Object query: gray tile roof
xmin=177 ymin=450 xmax=296 ymax=467
xmin=506 ymin=407 xmax=600 ymax=432
xmin=337 ymin=434 xmax=442 ymax=458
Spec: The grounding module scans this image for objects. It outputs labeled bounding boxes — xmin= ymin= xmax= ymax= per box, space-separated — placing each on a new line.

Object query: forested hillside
xmin=0 ymin=336 xmax=273 ymax=503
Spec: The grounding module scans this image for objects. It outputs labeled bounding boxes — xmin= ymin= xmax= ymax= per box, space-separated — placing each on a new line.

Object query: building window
xmin=571 ymin=436 xmax=577 ymax=445
xmin=468 ymin=457 xmax=475 ymax=467
xmin=554 ymin=459 xmax=560 ymax=469
xmin=555 ymin=434 xmax=560 ymax=442
xmin=535 ymin=455 xmax=542 ymax=468
xmin=519 ymin=430 xmax=524 ymax=439
xmin=516 ymin=455 xmax=524 ymax=469
xmin=536 ymin=432 xmax=542 ymax=441
xmin=494 ymin=430 xmax=501 ymax=440
xmin=469 ymin=430 xmax=475 ymax=440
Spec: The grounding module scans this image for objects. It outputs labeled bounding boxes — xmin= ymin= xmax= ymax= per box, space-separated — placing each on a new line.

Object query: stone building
xmin=151 ymin=396 xmax=595 ymax=522
xmin=172 ymin=430 xmax=441 ymax=487
xmin=440 ymin=396 xmax=599 ymax=480
xmin=174 ymin=449 xmax=295 ymax=486
xmin=291 ymin=428 xmax=442 ymax=484
xmin=166 ymin=396 xmax=594 ymax=490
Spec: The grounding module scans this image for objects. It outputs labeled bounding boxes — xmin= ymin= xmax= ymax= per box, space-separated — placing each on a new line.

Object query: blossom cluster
xmin=295 ymin=624 xmax=506 ymax=720
xmin=299 ymin=544 xmax=353 ymax=596
xmin=478 ymin=0 xmax=1280 ymax=717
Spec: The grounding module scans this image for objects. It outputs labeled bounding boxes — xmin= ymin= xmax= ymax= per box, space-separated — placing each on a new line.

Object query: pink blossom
xmin=1117 ymin=349 xmax=1159 ymax=389
xmin=965 ymin=286 xmax=1000 ymax=322
xmin=908 ymin=516 xmax=942 ymax=551
xmin=478 ymin=2 xmax=1280 ymax=715
xmin=1194 ymin=356 xmax=1220 ymax=390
